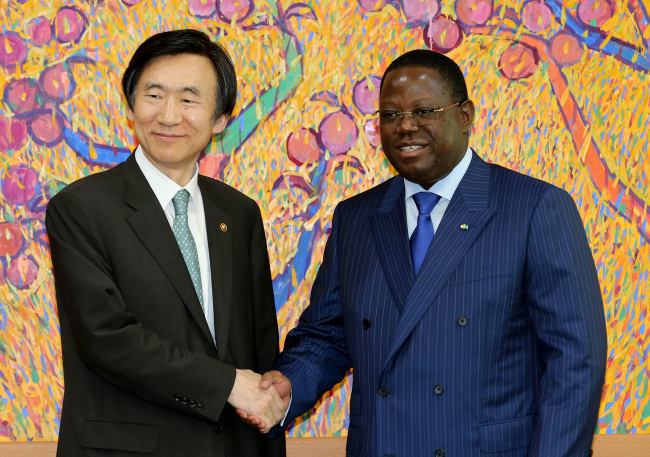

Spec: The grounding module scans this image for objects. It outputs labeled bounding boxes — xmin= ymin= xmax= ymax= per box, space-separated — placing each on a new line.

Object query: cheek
xmin=134 ymin=109 xmax=157 ymax=125
xmin=379 ymin=129 xmax=390 ymax=145
xmin=187 ymin=112 xmax=214 ymax=129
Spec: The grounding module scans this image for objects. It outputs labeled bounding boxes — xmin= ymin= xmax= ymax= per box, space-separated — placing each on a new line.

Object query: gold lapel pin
xmin=460 ymin=224 xmax=469 ymax=230
xmin=220 ymin=223 xmax=227 ymax=232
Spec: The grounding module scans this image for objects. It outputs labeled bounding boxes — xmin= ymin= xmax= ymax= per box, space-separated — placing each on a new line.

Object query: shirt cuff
xmin=279 ymin=390 xmax=293 ymax=427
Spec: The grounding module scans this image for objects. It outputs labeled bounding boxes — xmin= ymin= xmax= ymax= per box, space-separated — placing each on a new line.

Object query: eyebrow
xmin=143 ymin=82 xmax=201 ymax=96
xmin=380 ymin=98 xmax=435 ymax=108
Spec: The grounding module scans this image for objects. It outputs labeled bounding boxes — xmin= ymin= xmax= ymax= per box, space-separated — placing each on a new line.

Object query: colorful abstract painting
xmin=0 ymin=0 xmax=648 ymax=442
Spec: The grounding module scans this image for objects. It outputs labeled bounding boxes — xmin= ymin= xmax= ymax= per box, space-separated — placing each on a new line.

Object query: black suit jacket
xmin=46 ymin=154 xmax=285 ymax=457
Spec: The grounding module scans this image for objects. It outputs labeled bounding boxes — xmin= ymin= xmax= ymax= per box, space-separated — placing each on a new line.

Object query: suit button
xmin=434 ymin=450 xmax=445 ymax=457
xmin=433 ymin=385 xmax=444 ymax=395
xmin=457 ymin=315 xmax=468 ymax=326
xmin=188 ymin=400 xmax=196 ymax=408
xmin=379 ymin=386 xmax=390 ymax=396
xmin=181 ymin=397 xmax=188 ymax=405
xmin=196 ymin=403 xmax=204 ymax=411
xmin=362 ymin=319 xmax=371 ymax=329
xmin=174 ymin=394 xmax=182 ymax=402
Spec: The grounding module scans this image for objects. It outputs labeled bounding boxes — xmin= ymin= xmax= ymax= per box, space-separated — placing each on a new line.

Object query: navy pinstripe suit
xmin=276 ymin=152 xmax=607 ymax=457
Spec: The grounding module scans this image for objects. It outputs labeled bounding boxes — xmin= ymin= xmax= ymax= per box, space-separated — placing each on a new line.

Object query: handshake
xmin=227 ymin=369 xmax=291 ymax=434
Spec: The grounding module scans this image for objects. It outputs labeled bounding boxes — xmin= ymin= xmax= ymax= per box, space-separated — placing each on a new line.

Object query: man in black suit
xmin=46 ymin=29 xmax=286 ymax=457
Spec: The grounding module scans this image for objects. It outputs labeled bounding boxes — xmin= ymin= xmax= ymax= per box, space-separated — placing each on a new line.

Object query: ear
xmin=127 ymin=105 xmax=135 ymax=123
xmin=212 ymin=114 xmax=228 ymax=135
xmin=459 ymin=99 xmax=475 ymax=133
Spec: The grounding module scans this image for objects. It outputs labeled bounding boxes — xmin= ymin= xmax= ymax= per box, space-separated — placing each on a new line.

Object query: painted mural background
xmin=0 ymin=0 xmax=648 ymax=442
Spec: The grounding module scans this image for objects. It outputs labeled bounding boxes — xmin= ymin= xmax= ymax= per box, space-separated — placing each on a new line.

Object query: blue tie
xmin=172 ymin=190 xmax=204 ymax=310
xmin=410 ymin=192 xmax=441 ymax=277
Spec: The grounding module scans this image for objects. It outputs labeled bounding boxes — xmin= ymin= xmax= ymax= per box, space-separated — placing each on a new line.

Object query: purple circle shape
xmin=39 ymin=62 xmax=76 ymax=103
xmin=28 ymin=17 xmax=53 ymax=46
xmin=549 ymin=32 xmax=584 ymax=67
xmin=423 ymin=16 xmax=463 ymax=53
xmin=27 ymin=110 xmax=65 ymax=147
xmin=402 ymin=0 xmax=439 ymax=23
xmin=3 ymin=78 xmax=44 ymax=116
xmin=358 ymin=0 xmax=390 ymax=12
xmin=318 ymin=111 xmax=359 ymax=155
xmin=353 ymin=76 xmax=381 ymax=115
xmin=189 ymin=0 xmax=218 ymax=18
xmin=287 ymin=128 xmax=321 ymax=165
xmin=498 ymin=42 xmax=539 ymax=80
xmin=2 ymin=166 xmax=38 ymax=206
xmin=521 ymin=1 xmax=553 ymax=33
xmin=578 ymin=0 xmax=616 ymax=29
xmin=364 ymin=119 xmax=381 ymax=148
xmin=0 ymin=118 xmax=29 ymax=153
xmin=6 ymin=254 xmax=39 ymax=290
xmin=217 ymin=0 xmax=254 ymax=22
xmin=0 ymin=222 xmax=24 ymax=258
xmin=55 ymin=7 xmax=88 ymax=43
xmin=456 ymin=0 xmax=493 ymax=26
xmin=0 ymin=32 xmax=28 ymax=69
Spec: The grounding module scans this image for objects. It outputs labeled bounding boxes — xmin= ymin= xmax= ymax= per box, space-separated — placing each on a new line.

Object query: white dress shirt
xmin=405 ymin=146 xmax=473 ymax=238
xmin=135 ymin=146 xmax=215 ymax=343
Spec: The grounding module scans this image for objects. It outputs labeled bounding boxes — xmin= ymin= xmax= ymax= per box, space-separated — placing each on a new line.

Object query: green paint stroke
xmin=216 ymin=34 xmax=301 ymax=155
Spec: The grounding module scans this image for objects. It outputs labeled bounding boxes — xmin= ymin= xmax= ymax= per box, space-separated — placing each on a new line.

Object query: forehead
xmin=138 ymin=53 xmax=218 ymax=91
xmin=380 ymin=66 xmax=450 ymax=101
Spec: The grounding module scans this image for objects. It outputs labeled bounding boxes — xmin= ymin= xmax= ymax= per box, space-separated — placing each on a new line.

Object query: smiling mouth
xmin=397 ymin=144 xmax=426 ymax=157
xmin=400 ymin=145 xmax=424 ymax=152
xmin=154 ymin=133 xmax=183 ymax=140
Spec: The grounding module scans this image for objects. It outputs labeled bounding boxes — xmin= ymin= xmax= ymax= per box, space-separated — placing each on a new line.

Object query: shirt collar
xmin=404 ymin=146 xmax=472 ymax=201
xmin=134 ymin=145 xmax=200 ymax=210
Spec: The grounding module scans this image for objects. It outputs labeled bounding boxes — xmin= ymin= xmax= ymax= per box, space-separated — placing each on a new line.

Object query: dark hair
xmin=380 ymin=49 xmax=468 ymax=103
xmin=122 ymin=29 xmax=237 ymax=120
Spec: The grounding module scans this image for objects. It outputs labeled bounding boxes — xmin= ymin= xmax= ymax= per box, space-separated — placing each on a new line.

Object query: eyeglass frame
xmin=373 ymin=100 xmax=467 ymax=127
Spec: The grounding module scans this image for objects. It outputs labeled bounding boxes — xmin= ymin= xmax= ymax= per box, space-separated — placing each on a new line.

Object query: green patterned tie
xmin=172 ymin=189 xmax=204 ymax=311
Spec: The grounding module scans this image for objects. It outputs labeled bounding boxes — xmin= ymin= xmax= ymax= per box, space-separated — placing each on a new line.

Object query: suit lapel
xmin=199 ymin=178 xmax=232 ymax=361
xmin=123 ymin=155 xmax=214 ymax=344
xmin=382 ymin=153 xmax=495 ymax=368
xmin=371 ymin=177 xmax=413 ymax=312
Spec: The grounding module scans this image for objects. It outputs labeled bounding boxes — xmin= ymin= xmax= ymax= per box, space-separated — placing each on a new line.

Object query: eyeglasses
xmin=373 ymin=101 xmax=464 ymax=126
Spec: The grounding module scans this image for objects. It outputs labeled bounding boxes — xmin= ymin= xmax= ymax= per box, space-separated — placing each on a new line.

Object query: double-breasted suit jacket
xmin=276 ymin=152 xmax=606 ymax=457
xmin=46 ymin=154 xmax=285 ymax=457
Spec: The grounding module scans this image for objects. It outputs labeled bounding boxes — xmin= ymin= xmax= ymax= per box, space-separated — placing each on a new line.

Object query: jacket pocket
xmin=479 ymin=414 xmax=536 ymax=453
xmin=82 ymin=420 xmax=158 ymax=453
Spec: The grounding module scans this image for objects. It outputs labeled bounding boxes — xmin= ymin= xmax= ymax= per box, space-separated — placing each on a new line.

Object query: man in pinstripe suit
xmin=245 ymin=50 xmax=607 ymax=457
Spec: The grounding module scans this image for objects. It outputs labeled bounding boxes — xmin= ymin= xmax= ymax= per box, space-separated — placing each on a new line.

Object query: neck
xmin=164 ymin=168 xmax=195 ymax=187
xmin=141 ymin=151 xmax=198 ymax=187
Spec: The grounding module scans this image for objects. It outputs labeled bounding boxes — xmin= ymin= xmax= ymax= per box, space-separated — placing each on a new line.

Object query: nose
xmin=158 ymin=99 xmax=182 ymax=126
xmin=395 ymin=111 xmax=419 ymax=133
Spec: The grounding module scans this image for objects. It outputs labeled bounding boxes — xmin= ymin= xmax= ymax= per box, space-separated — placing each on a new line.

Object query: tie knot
xmin=172 ymin=189 xmax=190 ymax=216
xmin=412 ymin=192 xmax=440 ymax=215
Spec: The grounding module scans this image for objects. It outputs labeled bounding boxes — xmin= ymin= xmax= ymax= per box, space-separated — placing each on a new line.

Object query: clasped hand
xmin=231 ymin=370 xmax=291 ymax=434
xmin=228 ymin=369 xmax=291 ymax=434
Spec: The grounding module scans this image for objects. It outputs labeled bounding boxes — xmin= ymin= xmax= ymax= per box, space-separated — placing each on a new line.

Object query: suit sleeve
xmin=46 ymin=190 xmax=236 ymax=423
xmin=274 ymin=205 xmax=352 ymax=421
xmin=525 ymin=187 xmax=607 ymax=457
